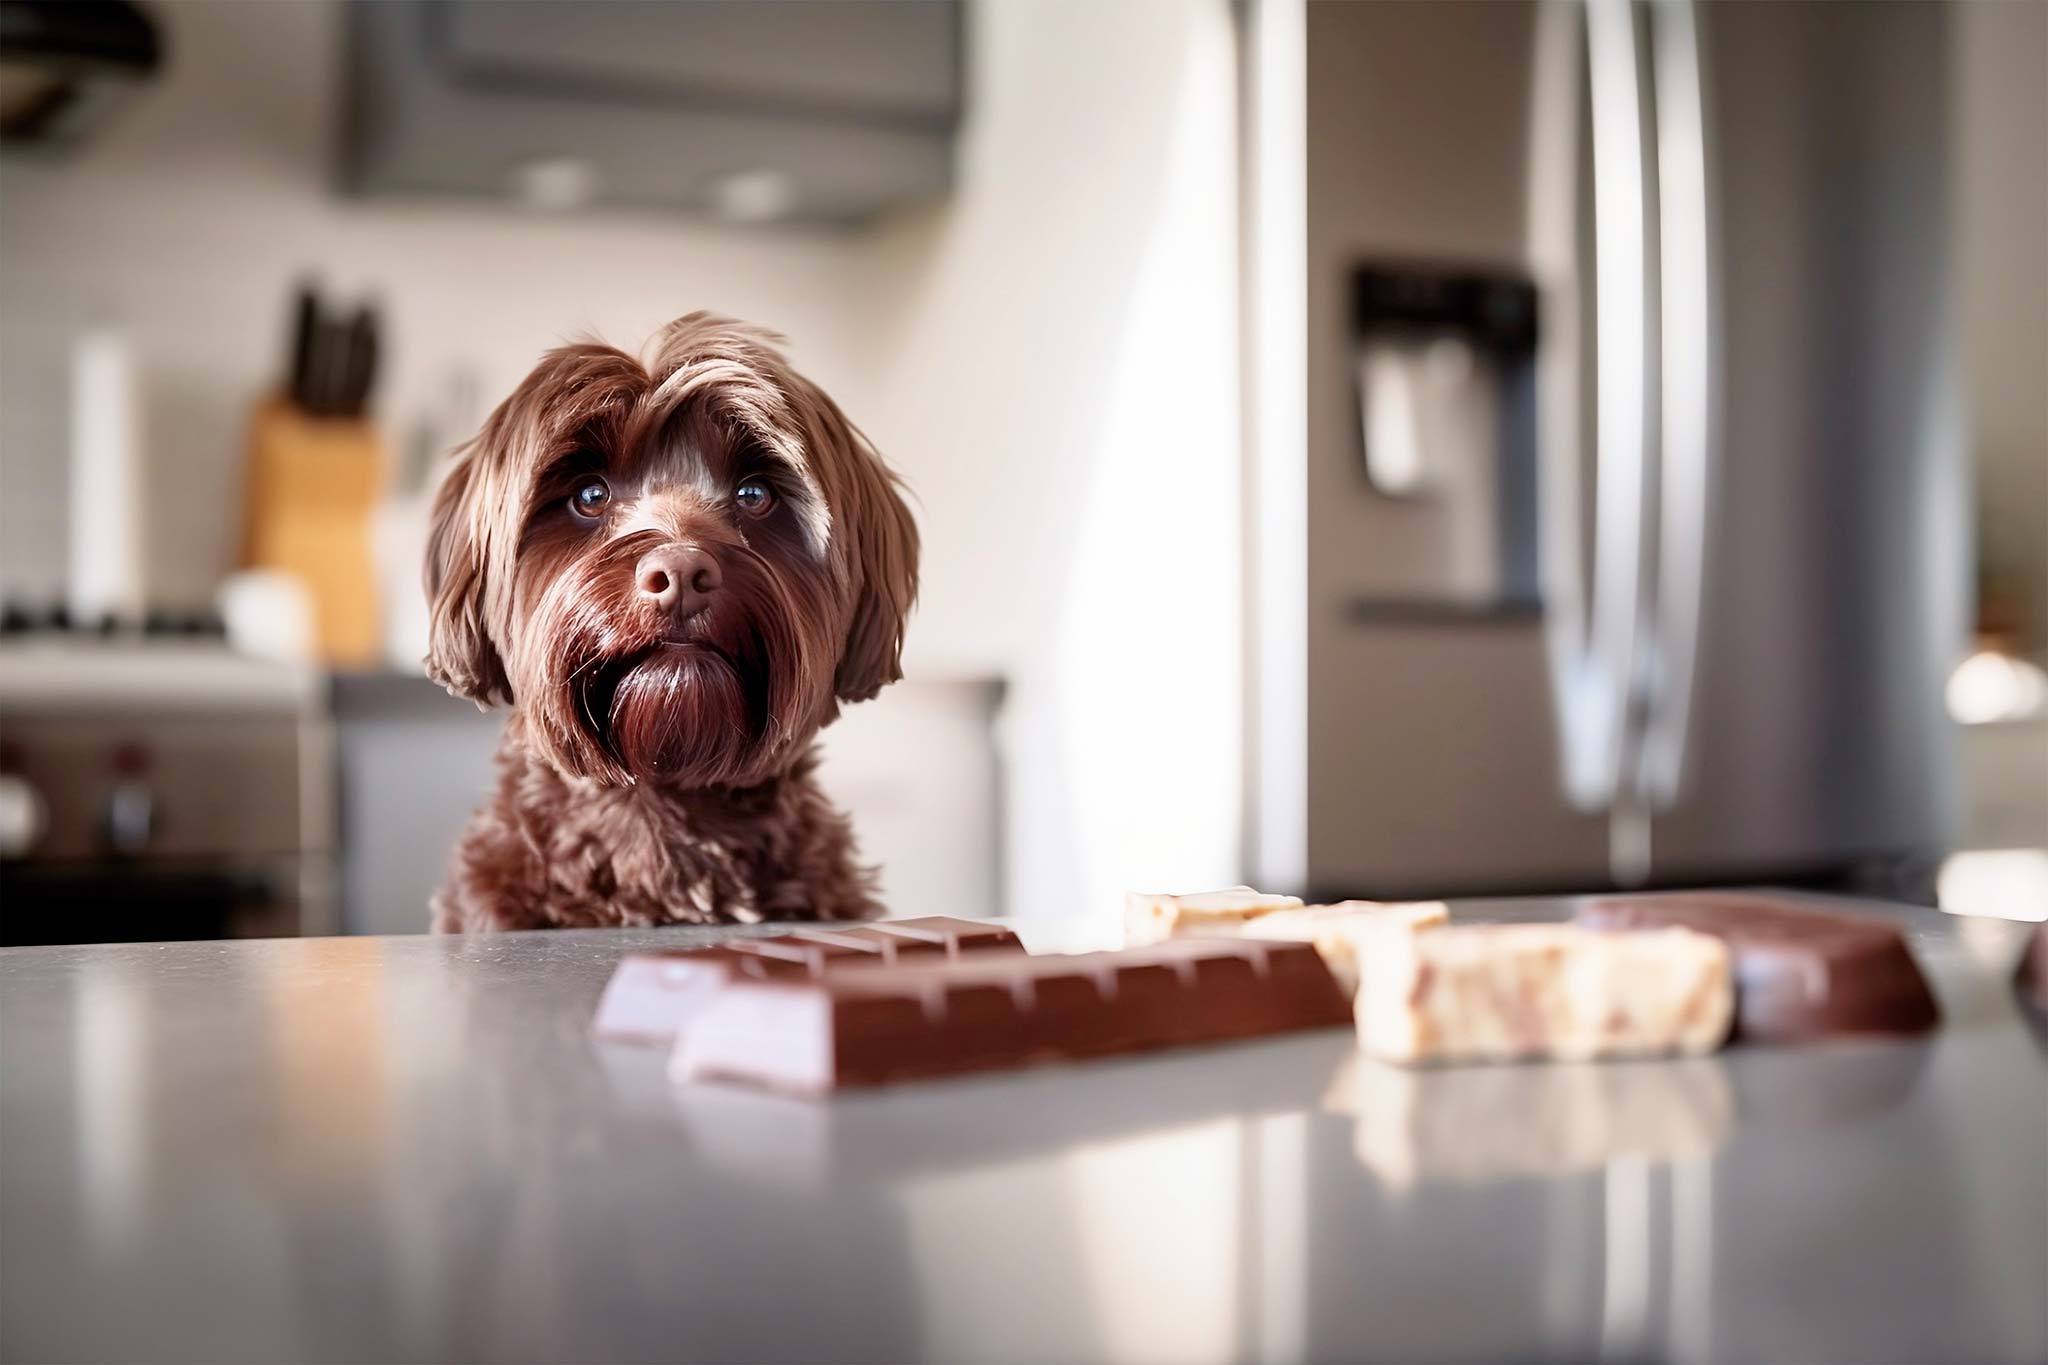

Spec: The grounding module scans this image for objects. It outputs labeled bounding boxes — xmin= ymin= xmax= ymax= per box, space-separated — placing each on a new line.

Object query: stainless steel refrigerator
xmin=1242 ymin=0 xmax=1967 ymax=897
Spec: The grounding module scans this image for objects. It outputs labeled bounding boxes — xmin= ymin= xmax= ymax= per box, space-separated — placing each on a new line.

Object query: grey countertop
xmin=2 ymin=896 xmax=2043 ymax=1364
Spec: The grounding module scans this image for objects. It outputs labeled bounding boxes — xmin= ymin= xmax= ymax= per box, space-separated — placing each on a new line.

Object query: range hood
xmin=343 ymin=1 xmax=961 ymax=224
xmin=0 ymin=0 xmax=161 ymax=147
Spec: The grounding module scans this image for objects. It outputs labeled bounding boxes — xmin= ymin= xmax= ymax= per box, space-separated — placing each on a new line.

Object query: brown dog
xmin=423 ymin=313 xmax=917 ymax=931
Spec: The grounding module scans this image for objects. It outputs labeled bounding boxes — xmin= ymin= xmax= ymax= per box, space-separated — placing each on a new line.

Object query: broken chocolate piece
xmin=1240 ymin=900 xmax=1450 ymax=993
xmin=1577 ymin=893 xmax=1941 ymax=1042
xmin=1354 ymin=923 xmax=1734 ymax=1065
xmin=593 ymin=918 xmax=1022 ymax=1044
xmin=671 ymin=937 xmax=1353 ymax=1093
xmin=1123 ymin=886 xmax=1304 ymax=946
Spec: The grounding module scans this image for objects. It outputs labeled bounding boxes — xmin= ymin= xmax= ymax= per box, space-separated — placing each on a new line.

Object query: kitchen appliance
xmin=0 ymin=642 xmax=335 ymax=944
xmin=1243 ymin=0 xmax=1966 ymax=897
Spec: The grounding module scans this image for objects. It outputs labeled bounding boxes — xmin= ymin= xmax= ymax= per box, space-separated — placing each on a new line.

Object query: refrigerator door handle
xmin=1535 ymin=0 xmax=1658 ymax=817
xmin=1642 ymin=0 xmax=1714 ymax=808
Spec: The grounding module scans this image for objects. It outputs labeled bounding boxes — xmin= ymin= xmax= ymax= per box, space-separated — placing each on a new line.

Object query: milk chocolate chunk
xmin=1576 ymin=893 xmax=1941 ymax=1041
xmin=1123 ymin=886 xmax=1303 ymax=946
xmin=592 ymin=918 xmax=1022 ymax=1044
xmin=1355 ymin=923 xmax=1734 ymax=1066
xmin=671 ymin=938 xmax=1353 ymax=1093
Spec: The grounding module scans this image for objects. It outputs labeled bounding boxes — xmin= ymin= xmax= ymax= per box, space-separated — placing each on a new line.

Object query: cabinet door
xmin=441 ymin=1 xmax=960 ymax=120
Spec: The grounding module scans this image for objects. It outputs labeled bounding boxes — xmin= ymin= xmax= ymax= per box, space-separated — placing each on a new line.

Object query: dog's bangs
xmin=644 ymin=363 xmax=834 ymax=559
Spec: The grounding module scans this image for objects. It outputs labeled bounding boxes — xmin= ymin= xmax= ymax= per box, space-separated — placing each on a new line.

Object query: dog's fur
xmin=424 ymin=313 xmax=917 ymax=931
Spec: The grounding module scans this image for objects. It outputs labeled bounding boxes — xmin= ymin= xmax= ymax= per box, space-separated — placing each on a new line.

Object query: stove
xmin=0 ymin=639 xmax=334 ymax=944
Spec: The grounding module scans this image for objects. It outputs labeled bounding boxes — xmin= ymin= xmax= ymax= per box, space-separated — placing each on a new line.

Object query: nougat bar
xmin=1355 ymin=923 xmax=1734 ymax=1065
xmin=1239 ymin=900 xmax=1450 ymax=993
xmin=1123 ymin=886 xmax=1304 ymax=946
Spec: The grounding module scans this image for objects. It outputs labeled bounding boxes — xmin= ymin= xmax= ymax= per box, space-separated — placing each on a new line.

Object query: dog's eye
xmin=734 ymin=477 xmax=774 ymax=516
xmin=569 ymin=479 xmax=611 ymax=519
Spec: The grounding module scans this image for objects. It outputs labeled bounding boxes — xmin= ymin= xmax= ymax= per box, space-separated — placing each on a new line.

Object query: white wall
xmin=0 ymin=0 xmax=1247 ymax=922
xmin=850 ymin=0 xmax=1243 ymax=919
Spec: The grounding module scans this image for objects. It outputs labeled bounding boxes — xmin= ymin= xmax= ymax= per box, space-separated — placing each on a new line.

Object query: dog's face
xmin=423 ymin=313 xmax=917 ymax=790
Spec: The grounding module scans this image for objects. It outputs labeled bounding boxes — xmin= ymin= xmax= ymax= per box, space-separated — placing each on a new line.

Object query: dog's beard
xmin=514 ymin=535 xmax=832 ymax=789
xmin=588 ymin=638 xmax=756 ymax=782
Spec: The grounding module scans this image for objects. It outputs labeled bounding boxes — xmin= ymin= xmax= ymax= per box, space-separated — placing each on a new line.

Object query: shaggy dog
xmin=424 ymin=313 xmax=917 ymax=931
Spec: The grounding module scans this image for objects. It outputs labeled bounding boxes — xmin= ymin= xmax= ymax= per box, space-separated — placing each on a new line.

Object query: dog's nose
xmin=636 ymin=545 xmax=722 ymax=618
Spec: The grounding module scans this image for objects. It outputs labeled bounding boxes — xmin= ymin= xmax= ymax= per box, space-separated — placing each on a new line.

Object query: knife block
xmin=239 ymin=399 xmax=388 ymax=666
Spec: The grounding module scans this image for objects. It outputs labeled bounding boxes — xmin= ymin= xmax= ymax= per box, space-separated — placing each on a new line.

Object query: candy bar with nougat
xmin=1122 ymin=886 xmax=1304 ymax=946
xmin=1238 ymin=900 xmax=1450 ymax=993
xmin=1355 ymin=923 xmax=1734 ymax=1065
xmin=1125 ymin=889 xmax=1448 ymax=990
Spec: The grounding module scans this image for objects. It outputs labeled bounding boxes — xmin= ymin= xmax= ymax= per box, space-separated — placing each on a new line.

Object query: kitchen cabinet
xmin=343 ymin=1 xmax=962 ymax=222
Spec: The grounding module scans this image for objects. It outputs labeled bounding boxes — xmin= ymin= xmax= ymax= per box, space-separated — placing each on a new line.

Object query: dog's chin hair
xmin=600 ymin=645 xmax=757 ymax=786
xmin=513 ymin=533 xmax=832 ymax=791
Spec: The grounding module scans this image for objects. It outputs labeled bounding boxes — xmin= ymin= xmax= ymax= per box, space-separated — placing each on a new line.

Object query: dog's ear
xmin=833 ymin=431 xmax=920 ymax=704
xmin=423 ymin=442 xmax=511 ymax=706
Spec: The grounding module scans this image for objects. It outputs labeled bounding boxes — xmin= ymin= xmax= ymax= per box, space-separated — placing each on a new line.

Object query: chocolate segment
xmin=671 ymin=938 xmax=1353 ymax=1093
xmin=593 ymin=918 xmax=1022 ymax=1044
xmin=1576 ymin=893 xmax=1940 ymax=1042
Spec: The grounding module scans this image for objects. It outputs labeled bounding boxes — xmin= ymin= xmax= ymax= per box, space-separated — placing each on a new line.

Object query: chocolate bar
xmin=671 ymin=937 xmax=1353 ymax=1093
xmin=1355 ymin=923 xmax=1734 ymax=1065
xmin=593 ymin=918 xmax=1022 ymax=1044
xmin=1576 ymin=893 xmax=1940 ymax=1041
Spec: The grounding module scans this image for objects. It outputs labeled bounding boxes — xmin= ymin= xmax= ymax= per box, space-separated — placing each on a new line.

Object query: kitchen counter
xmin=2 ymin=897 xmax=2043 ymax=1364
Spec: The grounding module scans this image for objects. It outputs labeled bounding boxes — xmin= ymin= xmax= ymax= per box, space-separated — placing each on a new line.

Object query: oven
xmin=0 ymin=641 xmax=334 ymax=945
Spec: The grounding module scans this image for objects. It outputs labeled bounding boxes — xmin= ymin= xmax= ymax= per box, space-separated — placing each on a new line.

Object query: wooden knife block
xmin=240 ymin=399 xmax=387 ymax=666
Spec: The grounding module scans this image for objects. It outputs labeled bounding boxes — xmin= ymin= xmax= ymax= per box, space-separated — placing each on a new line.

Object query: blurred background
xmin=0 ymin=0 xmax=2039 ymax=944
